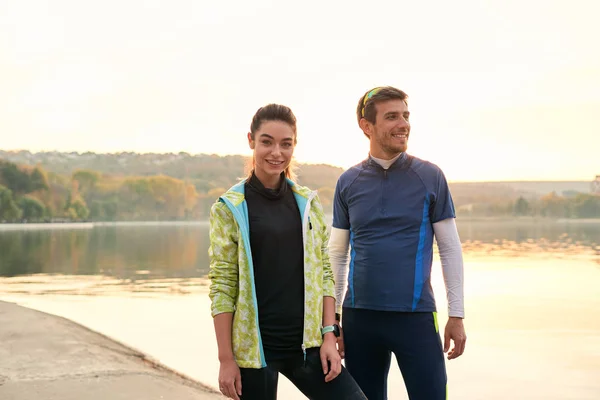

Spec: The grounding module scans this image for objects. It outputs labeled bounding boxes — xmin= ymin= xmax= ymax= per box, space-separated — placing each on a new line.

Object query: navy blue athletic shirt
xmin=332 ymin=153 xmax=455 ymax=313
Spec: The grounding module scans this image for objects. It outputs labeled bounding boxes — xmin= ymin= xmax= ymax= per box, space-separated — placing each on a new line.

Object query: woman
xmin=208 ymin=104 xmax=366 ymax=400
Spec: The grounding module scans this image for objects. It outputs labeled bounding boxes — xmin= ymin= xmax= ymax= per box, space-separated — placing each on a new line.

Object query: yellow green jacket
xmin=208 ymin=179 xmax=335 ymax=369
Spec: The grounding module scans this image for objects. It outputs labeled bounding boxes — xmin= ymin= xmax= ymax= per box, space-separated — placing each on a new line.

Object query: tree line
xmin=1 ymin=155 xmax=598 ymax=222
xmin=0 ymin=159 xmax=339 ymax=222
xmin=457 ymin=192 xmax=600 ymax=219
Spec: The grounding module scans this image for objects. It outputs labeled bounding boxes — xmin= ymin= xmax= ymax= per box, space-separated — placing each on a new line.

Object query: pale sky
xmin=1 ymin=0 xmax=599 ymax=181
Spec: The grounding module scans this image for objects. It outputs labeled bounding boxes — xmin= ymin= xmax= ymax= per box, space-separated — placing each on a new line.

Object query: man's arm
xmin=432 ymin=218 xmax=464 ymax=318
xmin=433 ymin=217 xmax=466 ymax=359
xmin=328 ymin=227 xmax=351 ymax=317
xmin=327 ymin=227 xmax=350 ymax=358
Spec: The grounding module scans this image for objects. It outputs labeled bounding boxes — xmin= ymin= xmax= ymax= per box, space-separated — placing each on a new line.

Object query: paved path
xmin=0 ymin=300 xmax=223 ymax=400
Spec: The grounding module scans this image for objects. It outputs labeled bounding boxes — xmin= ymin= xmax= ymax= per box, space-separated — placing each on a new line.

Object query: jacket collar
xmin=364 ymin=152 xmax=410 ymax=170
xmin=220 ymin=177 xmax=313 ymax=207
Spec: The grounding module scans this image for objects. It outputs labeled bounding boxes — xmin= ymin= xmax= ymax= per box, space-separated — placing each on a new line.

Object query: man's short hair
xmin=356 ymin=86 xmax=409 ymax=127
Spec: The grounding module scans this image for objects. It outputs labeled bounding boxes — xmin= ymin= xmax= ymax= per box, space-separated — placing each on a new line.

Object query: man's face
xmin=364 ymin=99 xmax=410 ymax=159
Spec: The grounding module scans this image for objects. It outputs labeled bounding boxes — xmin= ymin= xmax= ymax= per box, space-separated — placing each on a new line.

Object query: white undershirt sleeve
xmin=432 ymin=218 xmax=465 ymax=318
xmin=327 ymin=227 xmax=351 ymax=315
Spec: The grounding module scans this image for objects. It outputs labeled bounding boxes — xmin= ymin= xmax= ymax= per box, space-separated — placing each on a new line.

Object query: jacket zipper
xmin=381 ymin=167 xmax=387 ymax=215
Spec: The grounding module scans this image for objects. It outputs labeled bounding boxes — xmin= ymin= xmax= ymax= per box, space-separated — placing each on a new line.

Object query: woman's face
xmin=248 ymin=120 xmax=295 ymax=185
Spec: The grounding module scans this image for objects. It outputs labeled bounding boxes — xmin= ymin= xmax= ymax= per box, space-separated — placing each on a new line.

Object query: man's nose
xmin=397 ymin=118 xmax=409 ymax=129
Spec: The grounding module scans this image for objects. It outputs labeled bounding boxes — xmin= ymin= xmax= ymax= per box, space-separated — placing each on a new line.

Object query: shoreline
xmin=0 ymin=299 xmax=222 ymax=399
xmin=1 ymin=216 xmax=599 ymax=229
xmin=456 ymin=216 xmax=600 ymax=223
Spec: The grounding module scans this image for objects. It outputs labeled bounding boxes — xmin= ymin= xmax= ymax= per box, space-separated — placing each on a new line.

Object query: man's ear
xmin=247 ymin=132 xmax=255 ymax=149
xmin=359 ymin=118 xmax=372 ymax=138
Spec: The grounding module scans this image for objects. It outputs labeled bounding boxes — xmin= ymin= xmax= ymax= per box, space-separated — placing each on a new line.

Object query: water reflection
xmin=2 ymin=220 xmax=598 ymax=400
xmin=0 ymin=220 xmax=598 ymax=280
xmin=456 ymin=219 xmax=600 ymax=245
xmin=455 ymin=220 xmax=600 ymax=264
xmin=0 ymin=222 xmax=210 ymax=278
xmin=0 ymin=274 xmax=209 ymax=296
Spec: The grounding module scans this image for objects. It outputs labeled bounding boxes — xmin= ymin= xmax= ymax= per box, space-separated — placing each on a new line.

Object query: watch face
xmin=333 ymin=324 xmax=340 ymax=337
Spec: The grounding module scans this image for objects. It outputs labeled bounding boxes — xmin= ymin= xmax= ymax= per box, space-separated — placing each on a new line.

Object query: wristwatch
xmin=321 ymin=324 xmax=340 ymax=337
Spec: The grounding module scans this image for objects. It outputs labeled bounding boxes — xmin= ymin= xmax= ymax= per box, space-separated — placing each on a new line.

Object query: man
xmin=328 ymin=86 xmax=466 ymax=400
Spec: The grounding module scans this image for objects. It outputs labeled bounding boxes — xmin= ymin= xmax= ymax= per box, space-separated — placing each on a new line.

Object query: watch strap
xmin=321 ymin=325 xmax=336 ymax=336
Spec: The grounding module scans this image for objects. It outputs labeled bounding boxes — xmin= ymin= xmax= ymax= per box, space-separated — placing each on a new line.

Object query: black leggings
xmin=239 ymin=347 xmax=366 ymax=400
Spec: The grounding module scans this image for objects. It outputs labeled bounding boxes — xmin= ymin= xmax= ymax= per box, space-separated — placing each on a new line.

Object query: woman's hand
xmin=218 ymin=358 xmax=242 ymax=399
xmin=320 ymin=333 xmax=342 ymax=382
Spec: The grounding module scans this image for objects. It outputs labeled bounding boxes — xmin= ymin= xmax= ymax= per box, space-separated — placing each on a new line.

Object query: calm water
xmin=0 ymin=221 xmax=211 ymax=278
xmin=0 ymin=219 xmax=598 ymax=278
xmin=1 ymin=220 xmax=599 ymax=399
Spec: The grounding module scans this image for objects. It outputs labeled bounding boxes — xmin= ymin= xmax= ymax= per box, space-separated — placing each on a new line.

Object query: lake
xmin=1 ymin=219 xmax=598 ymax=280
xmin=1 ymin=219 xmax=599 ymax=399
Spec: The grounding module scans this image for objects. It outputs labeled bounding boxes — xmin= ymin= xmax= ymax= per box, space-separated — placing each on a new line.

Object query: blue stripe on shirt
xmin=349 ymin=229 xmax=356 ymax=307
xmin=412 ymin=196 xmax=430 ymax=311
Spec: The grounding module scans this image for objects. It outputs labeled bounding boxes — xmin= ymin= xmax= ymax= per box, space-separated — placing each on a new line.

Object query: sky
xmin=1 ymin=0 xmax=599 ymax=182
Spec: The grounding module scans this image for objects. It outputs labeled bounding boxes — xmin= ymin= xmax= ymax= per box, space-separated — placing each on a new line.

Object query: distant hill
xmin=487 ymin=181 xmax=591 ymax=196
xmin=0 ymin=149 xmax=593 ymax=200
xmin=448 ymin=180 xmax=592 ymax=203
xmin=0 ymin=150 xmax=344 ymax=193
xmin=1 ymin=150 xmax=597 ymax=221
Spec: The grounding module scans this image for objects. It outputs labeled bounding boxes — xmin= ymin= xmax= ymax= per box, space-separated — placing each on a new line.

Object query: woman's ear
xmin=247 ymin=132 xmax=255 ymax=149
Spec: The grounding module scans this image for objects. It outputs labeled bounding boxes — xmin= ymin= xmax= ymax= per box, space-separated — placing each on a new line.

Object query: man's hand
xmin=218 ymin=358 xmax=242 ymax=399
xmin=336 ymin=325 xmax=345 ymax=359
xmin=320 ymin=334 xmax=342 ymax=382
xmin=444 ymin=317 xmax=466 ymax=360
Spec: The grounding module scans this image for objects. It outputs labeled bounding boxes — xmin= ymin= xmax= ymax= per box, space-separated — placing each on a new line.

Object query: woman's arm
xmin=214 ymin=313 xmax=235 ymax=362
xmin=313 ymin=195 xmax=342 ymax=381
xmin=320 ymin=296 xmax=341 ymax=382
xmin=322 ymin=296 xmax=336 ymax=328
xmin=214 ymin=313 xmax=241 ymax=399
xmin=208 ymin=201 xmax=242 ymax=399
xmin=313 ymin=196 xmax=335 ymax=298
xmin=208 ymin=202 xmax=239 ymax=316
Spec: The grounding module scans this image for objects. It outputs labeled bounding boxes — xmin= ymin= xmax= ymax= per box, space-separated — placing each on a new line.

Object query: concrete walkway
xmin=0 ymin=300 xmax=223 ymax=400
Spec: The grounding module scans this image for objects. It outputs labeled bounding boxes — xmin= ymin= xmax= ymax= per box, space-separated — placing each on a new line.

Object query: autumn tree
xmin=514 ymin=196 xmax=530 ymax=216
xmin=65 ymin=181 xmax=90 ymax=221
xmin=72 ymin=170 xmax=100 ymax=194
xmin=572 ymin=194 xmax=600 ymax=218
xmin=0 ymin=161 xmax=31 ymax=195
xmin=539 ymin=192 xmax=568 ymax=218
xmin=30 ymin=167 xmax=50 ymax=191
xmin=0 ymin=185 xmax=22 ymax=221
xmin=18 ymin=196 xmax=47 ymax=221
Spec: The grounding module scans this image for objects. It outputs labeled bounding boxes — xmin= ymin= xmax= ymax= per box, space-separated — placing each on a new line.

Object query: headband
xmin=361 ymin=87 xmax=383 ymax=117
